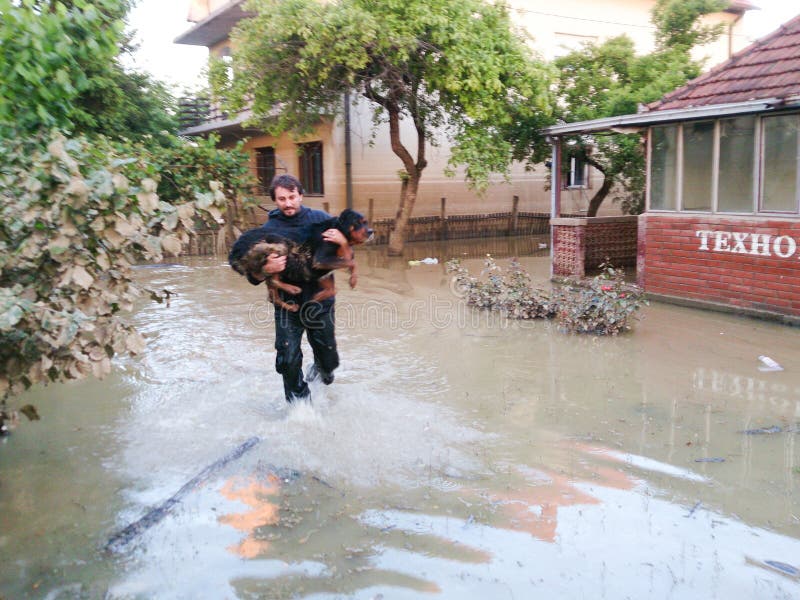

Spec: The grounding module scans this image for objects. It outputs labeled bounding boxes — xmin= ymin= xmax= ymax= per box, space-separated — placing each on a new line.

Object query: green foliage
xmin=217 ymin=0 xmax=552 ymax=245
xmin=0 ymin=132 xmax=230 ymax=404
xmin=0 ymin=3 xmax=255 ymax=432
xmin=652 ymin=0 xmax=728 ymax=52
xmin=0 ymin=0 xmax=178 ymax=141
xmin=124 ymin=134 xmax=256 ymax=212
xmin=446 ymin=257 xmax=647 ymax=335
xmin=95 ymin=70 xmax=180 ymax=144
xmin=551 ymin=0 xmax=727 ymax=216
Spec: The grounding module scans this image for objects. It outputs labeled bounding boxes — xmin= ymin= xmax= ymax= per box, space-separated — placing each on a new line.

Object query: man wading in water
xmin=242 ymin=174 xmax=349 ymax=403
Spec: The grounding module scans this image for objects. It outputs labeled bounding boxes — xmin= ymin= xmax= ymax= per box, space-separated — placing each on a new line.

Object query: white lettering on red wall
xmin=696 ymin=230 xmax=799 ymax=258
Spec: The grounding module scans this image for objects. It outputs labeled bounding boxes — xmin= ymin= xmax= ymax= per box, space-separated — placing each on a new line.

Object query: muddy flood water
xmin=2 ymin=236 xmax=800 ymax=599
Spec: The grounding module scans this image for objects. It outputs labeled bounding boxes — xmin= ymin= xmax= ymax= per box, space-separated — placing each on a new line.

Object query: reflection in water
xmin=218 ymin=475 xmax=280 ymax=558
xmin=2 ymin=238 xmax=800 ymax=599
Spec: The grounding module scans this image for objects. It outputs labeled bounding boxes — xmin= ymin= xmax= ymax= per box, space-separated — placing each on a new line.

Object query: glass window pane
xmin=569 ymin=157 xmax=587 ymax=187
xmin=255 ymin=147 xmax=275 ymax=195
xmin=650 ymin=126 xmax=677 ymax=210
xmin=762 ymin=114 xmax=799 ymax=213
xmin=682 ymin=121 xmax=714 ymax=211
xmin=298 ymin=142 xmax=324 ymax=195
xmin=718 ymin=117 xmax=755 ymax=212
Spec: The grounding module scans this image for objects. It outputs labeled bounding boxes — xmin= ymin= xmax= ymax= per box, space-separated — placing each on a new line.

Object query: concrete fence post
xmin=510 ymin=195 xmax=519 ymax=235
xmin=440 ymin=197 xmax=447 ymax=240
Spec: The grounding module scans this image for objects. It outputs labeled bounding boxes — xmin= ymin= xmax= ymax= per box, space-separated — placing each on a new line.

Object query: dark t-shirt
xmin=260 ymin=206 xmax=334 ymax=307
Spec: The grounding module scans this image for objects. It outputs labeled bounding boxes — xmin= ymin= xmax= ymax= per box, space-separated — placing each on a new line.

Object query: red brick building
xmin=545 ymin=13 xmax=800 ymax=324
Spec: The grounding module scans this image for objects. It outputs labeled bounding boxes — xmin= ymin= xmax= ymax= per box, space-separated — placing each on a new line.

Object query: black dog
xmin=229 ymin=208 xmax=373 ymax=311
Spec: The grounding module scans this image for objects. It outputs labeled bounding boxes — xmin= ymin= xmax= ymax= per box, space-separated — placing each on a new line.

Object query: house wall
xmin=188 ymin=0 xmax=236 ymax=22
xmin=512 ymin=0 xmax=750 ymax=64
xmin=235 ymin=121 xmax=345 ymax=216
xmin=345 ymin=97 xmax=556 ymax=219
xmin=638 ymin=214 xmax=800 ymax=320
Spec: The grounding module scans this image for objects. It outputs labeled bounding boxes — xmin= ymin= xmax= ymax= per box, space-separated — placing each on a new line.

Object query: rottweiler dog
xmin=229 ymin=208 xmax=373 ymax=311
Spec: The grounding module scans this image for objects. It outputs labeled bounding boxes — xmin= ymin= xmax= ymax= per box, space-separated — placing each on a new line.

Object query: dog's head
xmin=229 ymin=228 xmax=286 ymax=285
xmin=337 ymin=208 xmax=373 ymax=245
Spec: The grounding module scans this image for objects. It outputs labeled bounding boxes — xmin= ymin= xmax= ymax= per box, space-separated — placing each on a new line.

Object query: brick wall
xmin=552 ymin=216 xmax=638 ymax=277
xmin=585 ymin=218 xmax=638 ymax=269
xmin=638 ymin=214 xmax=800 ymax=318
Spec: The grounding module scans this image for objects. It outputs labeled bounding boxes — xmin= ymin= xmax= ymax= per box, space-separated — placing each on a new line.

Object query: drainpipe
xmin=344 ymin=91 xmax=353 ymax=210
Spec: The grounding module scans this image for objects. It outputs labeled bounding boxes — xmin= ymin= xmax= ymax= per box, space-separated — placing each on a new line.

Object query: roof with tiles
xmin=645 ymin=12 xmax=800 ymax=112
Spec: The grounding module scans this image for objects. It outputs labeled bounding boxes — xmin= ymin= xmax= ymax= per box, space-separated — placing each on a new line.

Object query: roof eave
xmin=542 ymin=98 xmax=792 ymax=136
xmin=723 ymin=0 xmax=759 ymax=14
xmin=174 ymin=0 xmax=253 ymax=47
xmin=179 ymin=110 xmax=253 ymax=137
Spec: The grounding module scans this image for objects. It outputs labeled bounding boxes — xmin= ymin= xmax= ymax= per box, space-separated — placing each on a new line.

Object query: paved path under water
xmin=2 ymin=237 xmax=800 ymax=598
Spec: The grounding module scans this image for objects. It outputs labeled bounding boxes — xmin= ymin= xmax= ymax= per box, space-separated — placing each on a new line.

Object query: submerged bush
xmin=554 ymin=262 xmax=647 ymax=335
xmin=446 ymin=256 xmax=647 ymax=335
xmin=448 ymin=256 xmax=557 ymax=319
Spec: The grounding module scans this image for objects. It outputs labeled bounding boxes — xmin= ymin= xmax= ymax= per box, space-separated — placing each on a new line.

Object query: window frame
xmin=679 ymin=119 xmax=715 ymax=212
xmin=646 ymin=112 xmax=800 ymax=216
xmin=254 ymin=146 xmax=275 ymax=196
xmin=297 ymin=141 xmax=324 ymax=196
xmin=716 ymin=115 xmax=758 ymax=214
xmin=759 ymin=113 xmax=800 ymax=214
xmin=566 ymin=156 xmax=589 ymax=189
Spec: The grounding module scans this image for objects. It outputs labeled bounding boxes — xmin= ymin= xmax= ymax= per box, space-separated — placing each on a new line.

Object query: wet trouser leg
xmin=303 ymin=302 xmax=339 ymax=384
xmin=274 ymin=308 xmax=310 ymax=402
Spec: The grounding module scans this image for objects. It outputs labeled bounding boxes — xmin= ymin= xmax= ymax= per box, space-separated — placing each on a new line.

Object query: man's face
xmin=273 ymin=185 xmax=303 ymax=217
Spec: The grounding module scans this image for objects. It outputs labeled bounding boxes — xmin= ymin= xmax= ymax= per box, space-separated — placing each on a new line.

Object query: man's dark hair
xmin=269 ymin=174 xmax=304 ymax=201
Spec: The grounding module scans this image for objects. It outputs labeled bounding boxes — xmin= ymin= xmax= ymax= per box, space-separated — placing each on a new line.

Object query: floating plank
xmin=105 ymin=436 xmax=261 ymax=554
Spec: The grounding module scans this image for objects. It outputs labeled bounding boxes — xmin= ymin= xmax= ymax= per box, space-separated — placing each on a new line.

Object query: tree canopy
xmin=552 ymin=0 xmax=727 ymax=215
xmin=0 ymin=0 xmax=177 ymax=142
xmin=215 ymin=0 xmax=553 ymax=254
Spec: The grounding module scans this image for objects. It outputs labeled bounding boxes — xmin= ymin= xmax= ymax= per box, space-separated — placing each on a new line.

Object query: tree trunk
xmin=362 ymin=81 xmax=426 ymax=256
xmin=585 ymin=159 xmax=613 ymax=217
xmin=388 ymin=174 xmax=420 ymax=256
xmin=225 ymin=196 xmax=240 ymax=246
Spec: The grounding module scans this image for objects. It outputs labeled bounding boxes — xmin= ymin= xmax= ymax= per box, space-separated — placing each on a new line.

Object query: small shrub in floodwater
xmin=553 ymin=262 xmax=648 ymax=335
xmin=447 ymin=256 xmax=557 ymax=319
xmin=446 ymin=257 xmax=647 ymax=335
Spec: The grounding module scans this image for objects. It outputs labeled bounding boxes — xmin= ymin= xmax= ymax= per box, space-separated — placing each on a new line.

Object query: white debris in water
xmin=757 ymin=355 xmax=783 ymax=372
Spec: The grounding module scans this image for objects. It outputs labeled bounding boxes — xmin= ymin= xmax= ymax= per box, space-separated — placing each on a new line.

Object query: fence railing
xmin=183 ymin=211 xmax=587 ymax=257
xmin=178 ymin=96 xmax=243 ymax=130
xmin=368 ymin=211 xmax=555 ymax=244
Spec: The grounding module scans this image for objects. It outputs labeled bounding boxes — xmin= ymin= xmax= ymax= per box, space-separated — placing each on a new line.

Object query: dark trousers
xmin=274 ymin=302 xmax=339 ymax=402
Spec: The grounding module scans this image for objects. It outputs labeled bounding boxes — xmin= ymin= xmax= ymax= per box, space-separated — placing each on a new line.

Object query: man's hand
xmin=323 ymin=229 xmax=354 ymax=261
xmin=322 ymin=229 xmax=347 ymax=246
xmin=263 ymin=253 xmax=286 ymax=275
